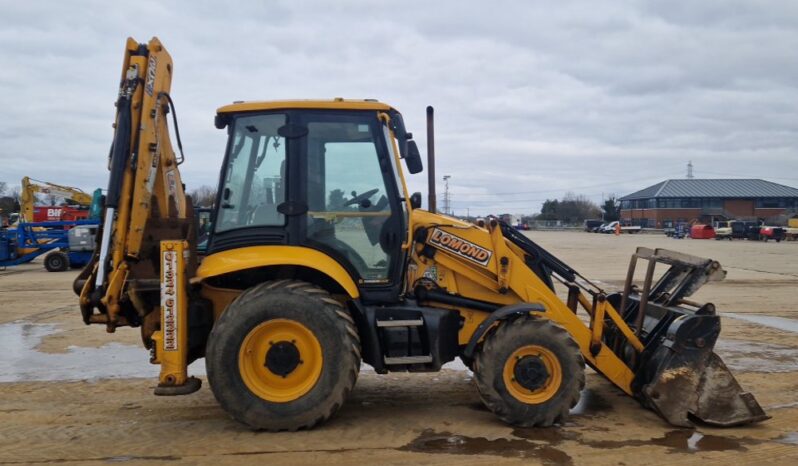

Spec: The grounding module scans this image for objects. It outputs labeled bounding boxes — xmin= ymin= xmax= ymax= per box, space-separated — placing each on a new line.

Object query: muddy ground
xmin=1 ymin=231 xmax=797 ymax=465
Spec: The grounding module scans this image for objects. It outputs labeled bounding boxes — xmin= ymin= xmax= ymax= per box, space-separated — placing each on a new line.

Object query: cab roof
xmin=216 ymin=98 xmax=395 ymax=114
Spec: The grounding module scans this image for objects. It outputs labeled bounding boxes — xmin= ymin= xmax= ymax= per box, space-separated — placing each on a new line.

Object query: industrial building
xmin=619 ymin=179 xmax=798 ymax=228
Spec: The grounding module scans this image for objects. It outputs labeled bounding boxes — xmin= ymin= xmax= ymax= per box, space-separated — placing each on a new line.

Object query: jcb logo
xmin=428 ymin=228 xmax=492 ymax=267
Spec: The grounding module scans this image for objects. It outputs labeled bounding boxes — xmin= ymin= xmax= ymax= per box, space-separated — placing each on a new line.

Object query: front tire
xmin=473 ymin=316 xmax=585 ymax=427
xmin=206 ymin=280 xmax=360 ymax=431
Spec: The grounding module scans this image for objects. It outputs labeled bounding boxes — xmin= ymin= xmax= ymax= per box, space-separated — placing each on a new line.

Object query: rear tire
xmin=206 ymin=280 xmax=360 ymax=431
xmin=473 ymin=316 xmax=584 ymax=427
xmin=44 ymin=251 xmax=69 ymax=272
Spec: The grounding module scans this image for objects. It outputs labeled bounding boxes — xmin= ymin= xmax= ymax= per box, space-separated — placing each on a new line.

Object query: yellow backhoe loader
xmin=75 ymin=37 xmax=767 ymax=431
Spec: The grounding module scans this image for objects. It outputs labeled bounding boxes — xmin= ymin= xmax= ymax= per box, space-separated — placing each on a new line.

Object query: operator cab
xmin=208 ymin=99 xmax=422 ymax=301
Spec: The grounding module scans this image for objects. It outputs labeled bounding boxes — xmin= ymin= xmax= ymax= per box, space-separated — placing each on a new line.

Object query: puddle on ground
xmin=514 ymin=427 xmax=751 ymax=453
xmin=1 ymin=320 xmax=470 ymax=383
xmin=402 ymin=427 xmax=753 ymax=461
xmin=581 ymin=429 xmax=748 ymax=453
xmin=724 ymin=313 xmax=798 ymax=334
xmin=715 ymin=339 xmax=798 ymax=373
xmin=776 ymin=432 xmax=798 ymax=445
xmin=0 ymin=321 xmax=205 ymax=382
xmin=512 ymin=427 xmax=580 ymax=444
xmin=569 ymin=389 xmax=614 ymax=416
xmin=400 ymin=429 xmax=573 ymax=465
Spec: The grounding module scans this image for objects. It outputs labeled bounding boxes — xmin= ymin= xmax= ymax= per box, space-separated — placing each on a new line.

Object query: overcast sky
xmin=1 ymin=0 xmax=797 ymax=215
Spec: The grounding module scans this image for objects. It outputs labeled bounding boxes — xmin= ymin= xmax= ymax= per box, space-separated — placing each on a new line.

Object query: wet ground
xmin=1 ymin=231 xmax=797 ymax=465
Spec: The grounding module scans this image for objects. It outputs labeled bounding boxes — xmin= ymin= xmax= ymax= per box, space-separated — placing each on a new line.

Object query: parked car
xmin=760 ymin=226 xmax=785 ymax=242
xmin=584 ymin=219 xmax=603 ymax=232
xmin=601 ymin=221 xmax=642 ymax=234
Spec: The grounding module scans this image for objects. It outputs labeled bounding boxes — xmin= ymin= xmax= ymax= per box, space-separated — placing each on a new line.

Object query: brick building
xmin=619 ymin=179 xmax=798 ymax=228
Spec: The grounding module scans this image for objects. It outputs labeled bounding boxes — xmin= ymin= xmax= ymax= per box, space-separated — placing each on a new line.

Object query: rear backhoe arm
xmin=75 ymin=37 xmax=192 ymax=334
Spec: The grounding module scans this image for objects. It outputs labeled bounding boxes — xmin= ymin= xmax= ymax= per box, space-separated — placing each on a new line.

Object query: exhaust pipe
xmin=426 ymin=106 xmax=436 ymax=213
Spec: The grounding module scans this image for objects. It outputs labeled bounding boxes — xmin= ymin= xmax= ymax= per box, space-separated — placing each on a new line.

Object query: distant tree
xmin=8 ymin=186 xmax=20 ymax=211
xmin=9 ymin=186 xmax=20 ymax=203
xmin=328 ymin=188 xmax=348 ymax=209
xmin=188 ymin=185 xmax=217 ymax=207
xmin=0 ymin=196 xmax=14 ymax=219
xmin=539 ymin=193 xmax=600 ymax=224
xmin=539 ymin=199 xmax=559 ymax=220
xmin=0 ymin=181 xmax=7 ymax=196
xmin=601 ymin=196 xmax=620 ymax=222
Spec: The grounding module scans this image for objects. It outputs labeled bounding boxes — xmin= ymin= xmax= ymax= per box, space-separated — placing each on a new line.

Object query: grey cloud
xmin=0 ymin=0 xmax=796 ymax=215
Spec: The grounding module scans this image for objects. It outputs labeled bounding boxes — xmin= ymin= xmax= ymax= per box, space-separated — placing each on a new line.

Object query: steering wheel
xmin=344 ymin=188 xmax=379 ymax=207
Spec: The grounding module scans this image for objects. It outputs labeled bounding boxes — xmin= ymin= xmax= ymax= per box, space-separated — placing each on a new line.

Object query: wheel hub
xmin=513 ymin=355 xmax=550 ymax=391
xmin=265 ymin=341 xmax=301 ymax=377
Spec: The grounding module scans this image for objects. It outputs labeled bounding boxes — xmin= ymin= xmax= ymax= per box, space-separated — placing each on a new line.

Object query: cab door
xmin=300 ymin=111 xmax=405 ymax=301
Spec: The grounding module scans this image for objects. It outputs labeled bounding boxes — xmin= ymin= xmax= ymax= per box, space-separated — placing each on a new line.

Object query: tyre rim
xmin=503 ymin=345 xmax=562 ymax=404
xmin=238 ymin=319 xmax=323 ymax=403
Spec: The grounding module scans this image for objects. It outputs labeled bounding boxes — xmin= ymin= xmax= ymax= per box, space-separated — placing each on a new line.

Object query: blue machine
xmin=0 ymin=219 xmax=99 ymax=271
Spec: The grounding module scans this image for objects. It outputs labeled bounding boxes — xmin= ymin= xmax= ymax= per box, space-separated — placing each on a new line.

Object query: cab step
xmin=376 ymin=318 xmax=424 ymax=327
xmin=384 ymin=355 xmax=434 ymax=365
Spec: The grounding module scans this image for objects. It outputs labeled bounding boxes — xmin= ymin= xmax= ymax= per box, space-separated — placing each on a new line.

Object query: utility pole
xmin=687 ymin=161 xmax=694 ymax=179
xmin=443 ymin=175 xmax=451 ymax=215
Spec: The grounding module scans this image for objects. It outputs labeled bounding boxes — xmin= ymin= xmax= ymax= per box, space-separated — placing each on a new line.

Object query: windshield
xmin=215 ymin=113 xmax=287 ymax=232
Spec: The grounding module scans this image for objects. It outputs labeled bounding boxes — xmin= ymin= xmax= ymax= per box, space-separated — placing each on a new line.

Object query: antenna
xmin=687 ymin=161 xmax=694 ymax=179
xmin=443 ymin=175 xmax=451 ymax=215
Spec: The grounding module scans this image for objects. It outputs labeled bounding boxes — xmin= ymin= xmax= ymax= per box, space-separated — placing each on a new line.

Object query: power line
xmin=449 ymin=172 xmax=684 ymax=198
xmin=698 ymin=171 xmax=798 ymax=182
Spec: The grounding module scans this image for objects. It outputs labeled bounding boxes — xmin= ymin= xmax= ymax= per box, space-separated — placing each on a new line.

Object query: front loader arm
xmin=76 ymin=37 xmax=192 ymax=333
xmin=410 ymin=211 xmax=766 ymax=427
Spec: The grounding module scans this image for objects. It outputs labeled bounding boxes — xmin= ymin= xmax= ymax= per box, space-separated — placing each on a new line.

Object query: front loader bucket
xmin=634 ymin=314 xmax=768 ymax=426
xmin=604 ymin=248 xmax=768 ymax=427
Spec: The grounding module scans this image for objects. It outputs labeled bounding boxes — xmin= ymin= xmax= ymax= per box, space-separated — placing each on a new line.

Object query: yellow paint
xmin=590 ymin=298 xmax=607 ymax=350
xmin=457 ymin=308 xmax=491 ymax=346
xmin=218 ymin=99 xmax=393 ymax=114
xmin=503 ymin=345 xmax=562 ymax=404
xmin=238 ymin=319 xmax=323 ymax=403
xmin=199 ymin=283 xmax=242 ymax=320
xmin=197 ymin=245 xmax=360 ymax=298
xmin=409 ymin=209 xmax=637 ymax=395
xmin=378 ymin=111 xmax=414 ymax=250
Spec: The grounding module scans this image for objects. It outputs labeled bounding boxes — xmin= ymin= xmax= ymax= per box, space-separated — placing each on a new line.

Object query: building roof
xmin=217 ymin=98 xmax=394 ymax=114
xmin=620 ymin=179 xmax=798 ymax=200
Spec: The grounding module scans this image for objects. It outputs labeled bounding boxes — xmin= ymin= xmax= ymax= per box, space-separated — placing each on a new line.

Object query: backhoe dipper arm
xmin=76 ymin=37 xmax=190 ymax=332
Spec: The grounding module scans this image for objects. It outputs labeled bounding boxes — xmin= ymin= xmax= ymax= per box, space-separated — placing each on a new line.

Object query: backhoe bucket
xmin=605 ymin=248 xmax=768 ymax=427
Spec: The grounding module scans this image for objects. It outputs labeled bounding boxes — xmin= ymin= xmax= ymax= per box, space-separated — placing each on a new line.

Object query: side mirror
xmin=410 ymin=192 xmax=422 ymax=209
xmin=405 ymin=141 xmax=424 ymax=174
xmin=389 ymin=111 xmax=409 ymax=158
